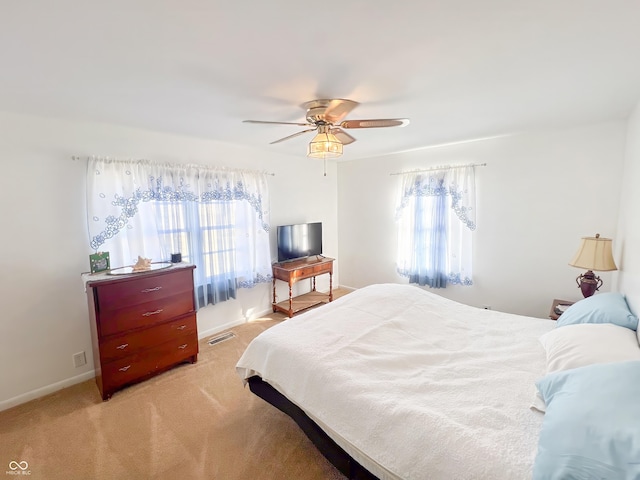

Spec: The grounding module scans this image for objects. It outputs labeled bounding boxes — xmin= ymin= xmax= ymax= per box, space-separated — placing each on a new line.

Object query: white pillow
xmin=540 ymin=323 xmax=640 ymax=373
xmin=531 ymin=323 xmax=640 ymax=413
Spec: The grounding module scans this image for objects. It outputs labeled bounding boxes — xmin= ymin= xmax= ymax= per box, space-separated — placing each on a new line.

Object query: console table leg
xmin=329 ymin=272 xmax=333 ymax=302
xmin=288 ymin=282 xmax=293 ymax=317
xmin=272 ymin=279 xmax=277 ymax=312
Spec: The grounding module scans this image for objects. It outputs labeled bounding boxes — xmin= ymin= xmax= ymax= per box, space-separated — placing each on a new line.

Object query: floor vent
xmin=207 ymin=332 xmax=236 ymax=346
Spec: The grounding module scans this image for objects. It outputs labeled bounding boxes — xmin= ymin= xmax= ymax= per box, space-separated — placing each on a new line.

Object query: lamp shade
xmin=569 ymin=234 xmax=617 ymax=271
xmin=307 ymin=128 xmax=342 ymax=159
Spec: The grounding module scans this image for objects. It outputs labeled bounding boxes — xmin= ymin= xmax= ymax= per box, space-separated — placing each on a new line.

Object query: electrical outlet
xmin=482 ymin=305 xmax=492 ymax=310
xmin=73 ymin=351 xmax=87 ymax=368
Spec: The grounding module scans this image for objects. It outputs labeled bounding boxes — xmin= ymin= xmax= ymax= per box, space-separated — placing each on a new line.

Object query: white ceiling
xmin=2 ymin=0 xmax=640 ymax=160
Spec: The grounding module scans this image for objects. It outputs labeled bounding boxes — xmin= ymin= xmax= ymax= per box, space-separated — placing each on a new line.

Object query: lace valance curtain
xmin=396 ymin=165 xmax=476 ymax=288
xmin=86 ymin=157 xmax=272 ymax=307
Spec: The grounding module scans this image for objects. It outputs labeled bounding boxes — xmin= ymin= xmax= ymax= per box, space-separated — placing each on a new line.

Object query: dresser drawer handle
xmin=142 ymin=309 xmax=163 ymax=317
xmin=141 ymin=286 xmax=162 ymax=293
xmin=178 ymin=344 xmax=188 ymax=350
xmin=119 ymin=365 xmax=131 ymax=372
xmin=116 ymin=343 xmax=129 ymax=350
xmin=176 ymin=325 xmax=187 ymax=330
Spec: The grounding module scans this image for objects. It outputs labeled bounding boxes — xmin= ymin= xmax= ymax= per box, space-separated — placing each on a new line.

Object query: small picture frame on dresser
xmin=89 ymin=252 xmax=110 ymax=273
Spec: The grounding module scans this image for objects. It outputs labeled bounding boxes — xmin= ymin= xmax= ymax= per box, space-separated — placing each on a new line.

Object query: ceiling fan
xmin=243 ymin=99 xmax=410 ymax=159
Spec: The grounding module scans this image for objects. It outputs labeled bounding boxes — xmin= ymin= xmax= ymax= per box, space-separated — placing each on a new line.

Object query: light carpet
xmin=0 ymin=309 xmax=348 ymax=479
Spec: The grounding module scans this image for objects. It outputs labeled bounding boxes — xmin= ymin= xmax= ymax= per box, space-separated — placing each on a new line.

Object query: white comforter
xmin=236 ymin=284 xmax=555 ymax=480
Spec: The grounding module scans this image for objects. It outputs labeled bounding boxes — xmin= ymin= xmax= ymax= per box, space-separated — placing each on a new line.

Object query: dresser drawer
xmin=102 ymin=334 xmax=198 ymax=392
xmin=99 ymin=292 xmax=194 ymax=337
xmin=96 ymin=268 xmax=194 ymax=311
xmin=99 ymin=313 xmax=197 ymax=363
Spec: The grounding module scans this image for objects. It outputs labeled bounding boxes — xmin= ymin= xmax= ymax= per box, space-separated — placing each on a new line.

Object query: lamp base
xmin=576 ymin=270 xmax=603 ymax=298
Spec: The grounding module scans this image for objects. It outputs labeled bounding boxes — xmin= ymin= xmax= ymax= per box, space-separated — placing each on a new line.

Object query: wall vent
xmin=207 ymin=331 xmax=236 ymax=346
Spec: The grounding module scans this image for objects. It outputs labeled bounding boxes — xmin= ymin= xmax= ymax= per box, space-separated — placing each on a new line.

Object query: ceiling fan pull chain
xmin=324 ymin=158 xmax=327 ymax=177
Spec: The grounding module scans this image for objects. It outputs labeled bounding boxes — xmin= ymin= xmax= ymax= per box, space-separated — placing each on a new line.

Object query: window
xmin=395 ymin=166 xmax=476 ymax=288
xmin=86 ymin=158 xmax=272 ymax=308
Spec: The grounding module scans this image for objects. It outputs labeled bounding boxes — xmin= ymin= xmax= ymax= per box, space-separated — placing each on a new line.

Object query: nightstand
xmin=549 ymin=299 xmax=575 ymax=320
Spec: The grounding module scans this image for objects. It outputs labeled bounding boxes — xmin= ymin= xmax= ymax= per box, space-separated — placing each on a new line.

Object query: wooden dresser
xmin=85 ymin=264 xmax=198 ymax=400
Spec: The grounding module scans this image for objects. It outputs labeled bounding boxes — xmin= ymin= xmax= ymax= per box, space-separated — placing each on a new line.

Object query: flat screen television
xmin=277 ymin=222 xmax=323 ymax=262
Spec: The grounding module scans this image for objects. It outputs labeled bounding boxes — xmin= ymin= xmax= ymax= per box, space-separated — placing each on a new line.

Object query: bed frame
xmin=248 ymin=376 xmax=379 ymax=480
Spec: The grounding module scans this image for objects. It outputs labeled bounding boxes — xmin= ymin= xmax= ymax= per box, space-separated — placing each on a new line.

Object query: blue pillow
xmin=533 ymin=361 xmax=640 ymax=479
xmin=556 ymin=292 xmax=638 ymax=330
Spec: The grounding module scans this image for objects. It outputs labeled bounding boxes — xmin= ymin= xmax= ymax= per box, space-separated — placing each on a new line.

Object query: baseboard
xmin=2 ymin=291 xmax=353 ymax=412
xmin=198 ymin=318 xmax=247 ymax=340
xmin=0 ymin=370 xmax=96 ymax=412
xmin=252 ymin=306 xmax=278 ymax=319
xmin=2 ymin=318 xmax=247 ymax=412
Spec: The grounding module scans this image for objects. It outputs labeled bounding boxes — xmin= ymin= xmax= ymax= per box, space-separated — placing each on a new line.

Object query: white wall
xmin=0 ymin=111 xmax=338 ymax=410
xmin=0 ymin=113 xmax=630 ymax=411
xmin=337 ymin=122 xmax=626 ymax=318
xmin=615 ymin=100 xmax=640 ymax=314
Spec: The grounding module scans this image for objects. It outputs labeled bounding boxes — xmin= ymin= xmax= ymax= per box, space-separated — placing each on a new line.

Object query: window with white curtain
xmin=86 ymin=157 xmax=272 ymax=308
xmin=395 ymin=165 xmax=477 ymax=288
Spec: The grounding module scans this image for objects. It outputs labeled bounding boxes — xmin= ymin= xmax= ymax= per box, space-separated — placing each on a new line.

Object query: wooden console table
xmin=272 ymin=256 xmax=334 ymax=317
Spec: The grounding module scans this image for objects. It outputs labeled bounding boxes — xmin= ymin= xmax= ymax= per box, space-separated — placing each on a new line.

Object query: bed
xmin=236 ymin=283 xmax=640 ymax=479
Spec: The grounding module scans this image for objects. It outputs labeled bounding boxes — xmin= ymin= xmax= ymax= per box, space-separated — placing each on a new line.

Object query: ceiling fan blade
xmin=339 ymin=118 xmax=410 ymax=129
xmin=330 ymin=128 xmax=357 ymax=145
xmin=270 ymin=128 xmax=317 ymax=144
xmin=323 ymin=99 xmax=360 ymax=124
xmin=243 ymin=120 xmax=312 ymax=127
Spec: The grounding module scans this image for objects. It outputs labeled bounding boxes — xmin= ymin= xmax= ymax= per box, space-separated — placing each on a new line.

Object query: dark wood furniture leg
xmin=288 ymin=281 xmax=294 ymax=318
xmin=272 ymin=278 xmax=277 ymax=313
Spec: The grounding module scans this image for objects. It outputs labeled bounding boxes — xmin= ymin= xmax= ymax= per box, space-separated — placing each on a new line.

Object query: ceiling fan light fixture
xmin=307 ymin=131 xmax=343 ymax=159
xmin=243 ymin=98 xmax=410 ymax=160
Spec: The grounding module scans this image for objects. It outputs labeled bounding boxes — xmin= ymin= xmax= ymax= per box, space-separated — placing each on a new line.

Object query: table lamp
xmin=568 ymin=233 xmax=617 ymax=297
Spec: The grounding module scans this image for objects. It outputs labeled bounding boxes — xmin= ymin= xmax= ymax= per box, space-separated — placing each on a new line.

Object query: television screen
xmin=277 ymin=222 xmax=323 ymax=262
